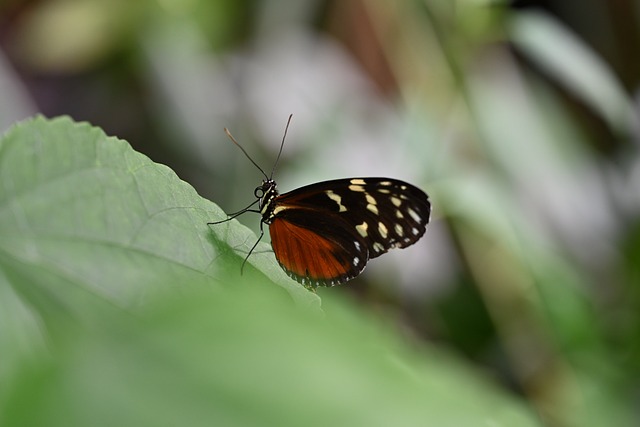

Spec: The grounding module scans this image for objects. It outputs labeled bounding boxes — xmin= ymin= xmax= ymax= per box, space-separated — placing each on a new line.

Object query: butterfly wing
xmin=269 ymin=209 xmax=368 ymax=287
xmin=268 ymin=178 xmax=431 ymax=287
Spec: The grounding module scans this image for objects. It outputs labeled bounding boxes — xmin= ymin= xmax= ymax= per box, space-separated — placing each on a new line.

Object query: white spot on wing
xmin=408 ymin=207 xmax=421 ymax=223
xmin=367 ymin=204 xmax=379 ymax=215
xmin=395 ymin=223 xmax=404 ymax=236
xmin=391 ymin=197 xmax=402 ymax=207
xmin=373 ymin=242 xmax=384 ymax=253
xmin=365 ymin=193 xmax=377 ymax=205
xmin=349 ymin=185 xmax=366 ymax=192
xmin=350 ymin=179 xmax=366 ymax=185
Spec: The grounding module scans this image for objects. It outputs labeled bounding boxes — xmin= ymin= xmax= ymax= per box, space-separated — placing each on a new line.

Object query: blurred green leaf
xmin=1 ymin=283 xmax=543 ymax=427
xmin=11 ymin=0 xmax=141 ymax=72
xmin=509 ymin=11 xmax=635 ymax=135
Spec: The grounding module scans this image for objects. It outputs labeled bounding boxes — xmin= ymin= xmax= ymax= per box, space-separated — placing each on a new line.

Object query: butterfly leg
xmin=240 ymin=220 xmax=265 ymax=274
xmin=207 ymin=199 xmax=261 ymax=225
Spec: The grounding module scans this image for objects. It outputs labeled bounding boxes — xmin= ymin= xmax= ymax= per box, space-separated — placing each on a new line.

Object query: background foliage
xmin=1 ymin=1 xmax=639 ymax=425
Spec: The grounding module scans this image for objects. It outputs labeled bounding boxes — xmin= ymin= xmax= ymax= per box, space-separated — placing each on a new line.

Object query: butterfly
xmin=209 ymin=115 xmax=431 ymax=290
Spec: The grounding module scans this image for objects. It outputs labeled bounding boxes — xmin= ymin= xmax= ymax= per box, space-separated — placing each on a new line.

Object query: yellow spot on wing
xmin=378 ymin=222 xmax=388 ymax=238
xmin=272 ymin=205 xmax=289 ymax=215
xmin=356 ymin=221 xmax=369 ymax=237
xmin=325 ymin=190 xmax=347 ymax=212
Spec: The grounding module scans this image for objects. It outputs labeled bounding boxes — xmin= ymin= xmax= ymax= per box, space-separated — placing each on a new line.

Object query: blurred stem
xmin=362 ymin=0 xmax=576 ymax=424
xmin=451 ymin=221 xmax=576 ymax=426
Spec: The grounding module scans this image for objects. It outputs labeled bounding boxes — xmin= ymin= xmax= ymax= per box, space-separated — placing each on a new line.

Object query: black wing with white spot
xmin=268 ymin=177 xmax=431 ymax=281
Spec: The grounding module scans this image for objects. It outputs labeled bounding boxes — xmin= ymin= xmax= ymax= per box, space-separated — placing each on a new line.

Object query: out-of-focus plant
xmin=0 ymin=0 xmax=638 ymax=425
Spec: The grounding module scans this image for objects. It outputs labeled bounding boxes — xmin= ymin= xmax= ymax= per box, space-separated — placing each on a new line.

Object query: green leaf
xmin=0 ymin=115 xmax=317 ymax=373
xmin=0 ymin=116 xmax=542 ymax=426
xmin=0 ymin=115 xmax=314 ymax=293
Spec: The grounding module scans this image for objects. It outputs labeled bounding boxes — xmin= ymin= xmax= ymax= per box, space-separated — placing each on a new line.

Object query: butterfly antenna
xmin=224 ymin=128 xmax=269 ymax=180
xmin=270 ymin=114 xmax=293 ymax=179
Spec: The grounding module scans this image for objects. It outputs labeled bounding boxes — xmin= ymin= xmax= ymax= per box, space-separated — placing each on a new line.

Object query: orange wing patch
xmin=269 ymin=218 xmax=364 ymax=286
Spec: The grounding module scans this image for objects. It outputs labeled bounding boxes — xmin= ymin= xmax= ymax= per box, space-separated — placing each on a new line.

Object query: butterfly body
xmin=256 ymin=177 xmax=431 ymax=288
